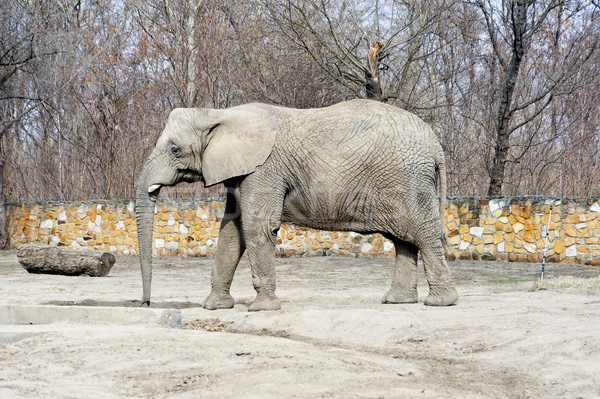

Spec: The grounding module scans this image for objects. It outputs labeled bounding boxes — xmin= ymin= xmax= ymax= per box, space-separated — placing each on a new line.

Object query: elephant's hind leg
xmin=382 ymin=240 xmax=419 ymax=304
xmin=204 ymin=191 xmax=245 ymax=310
xmin=417 ymin=223 xmax=458 ymax=306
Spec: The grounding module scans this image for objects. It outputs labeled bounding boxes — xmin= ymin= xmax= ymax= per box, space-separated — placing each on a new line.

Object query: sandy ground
xmin=1 ymin=250 xmax=600 ymax=398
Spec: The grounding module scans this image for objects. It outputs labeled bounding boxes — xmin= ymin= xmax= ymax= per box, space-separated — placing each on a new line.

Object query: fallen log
xmin=17 ymin=244 xmax=116 ymax=277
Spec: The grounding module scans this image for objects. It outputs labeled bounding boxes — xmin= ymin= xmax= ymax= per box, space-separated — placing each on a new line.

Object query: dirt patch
xmin=1 ymin=250 xmax=599 ymax=398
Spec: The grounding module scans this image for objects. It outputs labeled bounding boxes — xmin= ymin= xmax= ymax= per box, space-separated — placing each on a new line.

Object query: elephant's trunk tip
xmin=142 ymin=300 xmax=151 ymax=307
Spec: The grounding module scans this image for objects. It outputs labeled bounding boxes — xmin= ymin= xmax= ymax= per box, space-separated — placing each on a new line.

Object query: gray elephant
xmin=136 ymin=99 xmax=458 ymax=311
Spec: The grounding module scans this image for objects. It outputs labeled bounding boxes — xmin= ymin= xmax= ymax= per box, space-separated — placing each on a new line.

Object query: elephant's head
xmin=136 ymin=105 xmax=277 ymax=305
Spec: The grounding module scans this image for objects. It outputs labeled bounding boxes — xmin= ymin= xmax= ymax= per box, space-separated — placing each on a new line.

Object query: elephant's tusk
xmin=148 ymin=184 xmax=162 ymax=193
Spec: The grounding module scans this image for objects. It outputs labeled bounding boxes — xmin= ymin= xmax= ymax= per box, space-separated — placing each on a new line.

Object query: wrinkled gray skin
xmin=136 ymin=99 xmax=458 ymax=311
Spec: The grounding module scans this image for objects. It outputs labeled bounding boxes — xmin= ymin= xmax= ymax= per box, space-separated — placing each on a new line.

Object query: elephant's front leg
xmin=204 ymin=196 xmax=245 ymax=310
xmin=244 ymin=219 xmax=281 ymax=311
xmin=242 ymin=209 xmax=282 ymax=311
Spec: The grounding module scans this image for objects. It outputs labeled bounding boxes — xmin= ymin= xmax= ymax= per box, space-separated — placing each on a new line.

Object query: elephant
xmin=135 ymin=99 xmax=458 ymax=311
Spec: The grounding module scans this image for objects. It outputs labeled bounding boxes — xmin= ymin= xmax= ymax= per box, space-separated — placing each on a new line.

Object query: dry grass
xmin=181 ymin=318 xmax=233 ymax=332
xmin=542 ymin=275 xmax=600 ymax=289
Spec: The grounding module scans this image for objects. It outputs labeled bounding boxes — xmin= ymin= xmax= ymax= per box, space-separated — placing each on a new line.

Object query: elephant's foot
xmin=203 ymin=291 xmax=234 ymax=310
xmin=381 ymin=287 xmax=418 ymax=304
xmin=248 ymin=292 xmax=281 ymax=312
xmin=424 ymin=285 xmax=458 ymax=306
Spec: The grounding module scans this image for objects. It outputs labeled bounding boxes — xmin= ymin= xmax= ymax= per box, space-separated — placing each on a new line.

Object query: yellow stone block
xmin=565 ymin=225 xmax=577 ymax=237
xmin=511 ymin=205 xmax=521 ymax=216
xmin=483 ymin=235 xmax=493 ymax=244
xmin=473 ymin=237 xmax=482 ymax=245
xmin=523 ymin=231 xmax=534 ymax=243
xmin=459 ymin=225 xmax=469 ymax=234
xmin=554 ymin=239 xmax=565 ymax=254
xmin=503 ymin=224 xmax=514 ymax=233
xmin=495 ymin=222 xmax=503 ymax=231
xmin=492 ymin=210 xmax=502 ymax=218
xmin=504 ymin=242 xmax=514 ymax=252
xmin=463 ymin=234 xmax=473 ymax=243
xmin=570 ymin=214 xmax=580 ymax=224
xmin=493 ymin=232 xmax=503 ymax=245
xmin=578 ymin=229 xmax=589 ymax=238
xmin=110 ymin=230 xmax=121 ymax=238
xmin=577 ymin=245 xmax=588 ymax=253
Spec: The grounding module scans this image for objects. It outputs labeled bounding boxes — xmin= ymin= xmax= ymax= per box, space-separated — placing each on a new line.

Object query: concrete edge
xmin=0 ymin=305 xmax=182 ymax=328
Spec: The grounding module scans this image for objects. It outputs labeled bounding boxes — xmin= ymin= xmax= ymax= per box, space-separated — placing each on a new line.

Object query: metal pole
xmin=540 ymin=204 xmax=554 ymax=283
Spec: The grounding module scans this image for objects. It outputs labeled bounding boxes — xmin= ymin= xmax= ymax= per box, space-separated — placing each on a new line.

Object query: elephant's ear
xmin=201 ymin=106 xmax=277 ymax=186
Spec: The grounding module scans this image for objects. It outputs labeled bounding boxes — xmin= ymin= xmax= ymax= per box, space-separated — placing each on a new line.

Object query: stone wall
xmin=6 ymin=197 xmax=600 ymax=265
xmin=445 ymin=197 xmax=600 ymax=265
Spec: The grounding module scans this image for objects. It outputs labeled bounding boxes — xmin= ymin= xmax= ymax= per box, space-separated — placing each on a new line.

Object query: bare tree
xmin=269 ymin=0 xmax=452 ymax=106
xmin=470 ymin=0 xmax=599 ymax=196
xmin=0 ymin=1 xmax=56 ymax=248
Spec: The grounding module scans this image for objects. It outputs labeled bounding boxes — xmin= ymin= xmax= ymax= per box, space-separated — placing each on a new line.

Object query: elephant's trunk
xmin=135 ymin=170 xmax=160 ymax=306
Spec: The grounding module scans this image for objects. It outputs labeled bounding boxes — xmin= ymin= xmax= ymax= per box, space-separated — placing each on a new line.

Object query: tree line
xmin=1 ymin=0 xmax=599 ymax=248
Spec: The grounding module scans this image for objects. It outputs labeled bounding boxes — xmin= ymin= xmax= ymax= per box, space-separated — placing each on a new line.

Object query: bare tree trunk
xmin=365 ymin=71 xmax=382 ymax=101
xmin=487 ymin=0 xmax=527 ymax=196
xmin=17 ymin=244 xmax=116 ymax=277
xmin=0 ymin=139 xmax=8 ymax=250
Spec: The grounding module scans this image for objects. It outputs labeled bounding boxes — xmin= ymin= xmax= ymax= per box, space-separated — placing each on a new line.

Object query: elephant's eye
xmin=170 ymin=144 xmax=181 ymax=156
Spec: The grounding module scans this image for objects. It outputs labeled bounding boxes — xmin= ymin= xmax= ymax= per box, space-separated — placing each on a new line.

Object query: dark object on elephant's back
xmin=17 ymin=244 xmax=116 ymax=277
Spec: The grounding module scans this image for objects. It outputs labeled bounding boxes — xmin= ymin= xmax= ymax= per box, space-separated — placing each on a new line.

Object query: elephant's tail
xmin=435 ymin=148 xmax=448 ymax=250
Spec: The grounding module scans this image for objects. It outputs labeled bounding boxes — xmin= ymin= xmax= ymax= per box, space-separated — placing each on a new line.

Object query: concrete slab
xmin=0 ymin=305 xmax=182 ymax=328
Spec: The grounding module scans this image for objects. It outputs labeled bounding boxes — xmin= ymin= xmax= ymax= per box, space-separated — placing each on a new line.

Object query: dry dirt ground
xmin=1 ymin=250 xmax=600 ymax=398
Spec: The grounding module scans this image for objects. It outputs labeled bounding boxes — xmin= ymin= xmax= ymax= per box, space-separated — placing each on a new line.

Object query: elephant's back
xmin=270 ymin=100 xmax=437 ymax=169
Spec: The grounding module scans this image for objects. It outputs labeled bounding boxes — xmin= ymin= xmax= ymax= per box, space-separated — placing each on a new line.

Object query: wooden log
xmin=17 ymin=244 xmax=116 ymax=277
